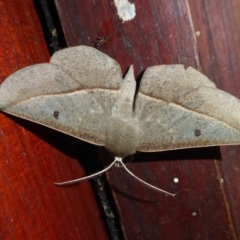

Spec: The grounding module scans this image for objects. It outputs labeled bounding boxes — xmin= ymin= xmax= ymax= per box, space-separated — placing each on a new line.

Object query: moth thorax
xmin=105 ymin=117 xmax=139 ymax=157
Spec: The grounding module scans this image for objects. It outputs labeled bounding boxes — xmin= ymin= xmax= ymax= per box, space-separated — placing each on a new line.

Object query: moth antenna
xmin=118 ymin=158 xmax=176 ymax=197
xmin=53 ymin=158 xmax=118 ymax=186
xmin=54 ymin=157 xmax=176 ymax=196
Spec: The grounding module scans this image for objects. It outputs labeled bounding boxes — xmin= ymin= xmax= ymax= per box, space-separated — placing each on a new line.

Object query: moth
xmin=1 ymin=46 xmax=240 ymax=195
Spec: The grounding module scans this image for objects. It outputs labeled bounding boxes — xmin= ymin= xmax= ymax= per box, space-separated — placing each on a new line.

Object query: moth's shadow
xmin=133 ymin=146 xmax=222 ymax=163
xmin=100 ymin=145 xmax=222 ymax=167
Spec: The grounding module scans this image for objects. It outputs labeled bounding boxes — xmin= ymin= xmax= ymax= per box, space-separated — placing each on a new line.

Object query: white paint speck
xmin=195 ymin=31 xmax=200 ymax=37
xmin=114 ymin=0 xmax=136 ymax=22
xmin=220 ymin=178 xmax=224 ymax=183
xmin=173 ymin=178 xmax=179 ymax=183
xmin=192 ymin=212 xmax=197 ymax=216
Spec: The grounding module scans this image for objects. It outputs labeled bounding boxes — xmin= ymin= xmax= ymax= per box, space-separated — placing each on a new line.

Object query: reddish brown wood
xmin=54 ymin=0 xmax=240 ymax=239
xmin=0 ymin=1 xmax=108 ymax=239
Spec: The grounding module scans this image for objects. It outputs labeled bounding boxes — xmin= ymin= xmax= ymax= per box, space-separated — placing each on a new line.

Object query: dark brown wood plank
xmin=55 ymin=0 xmax=239 ymax=239
xmin=189 ymin=0 xmax=240 ymax=236
xmin=0 ymin=1 xmax=108 ymax=239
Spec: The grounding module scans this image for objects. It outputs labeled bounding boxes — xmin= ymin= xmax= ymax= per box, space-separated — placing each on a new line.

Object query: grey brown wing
xmin=135 ymin=65 xmax=240 ymax=152
xmin=50 ymin=45 xmax=122 ymax=90
xmin=0 ymin=46 xmax=122 ymax=145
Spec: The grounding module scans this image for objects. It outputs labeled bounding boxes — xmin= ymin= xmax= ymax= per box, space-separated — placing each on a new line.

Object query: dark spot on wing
xmin=53 ymin=111 xmax=59 ymax=119
xmin=195 ymin=129 xmax=201 ymax=137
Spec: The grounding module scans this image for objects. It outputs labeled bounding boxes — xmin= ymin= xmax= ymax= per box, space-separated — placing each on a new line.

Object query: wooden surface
xmin=54 ymin=0 xmax=240 ymax=239
xmin=0 ymin=1 xmax=108 ymax=239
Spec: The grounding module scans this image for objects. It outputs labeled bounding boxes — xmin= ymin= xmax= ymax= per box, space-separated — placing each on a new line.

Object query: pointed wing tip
xmin=128 ymin=65 xmax=134 ymax=73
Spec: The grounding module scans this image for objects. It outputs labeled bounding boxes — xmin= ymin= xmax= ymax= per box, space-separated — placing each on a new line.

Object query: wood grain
xmin=0 ymin=1 xmax=108 ymax=239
